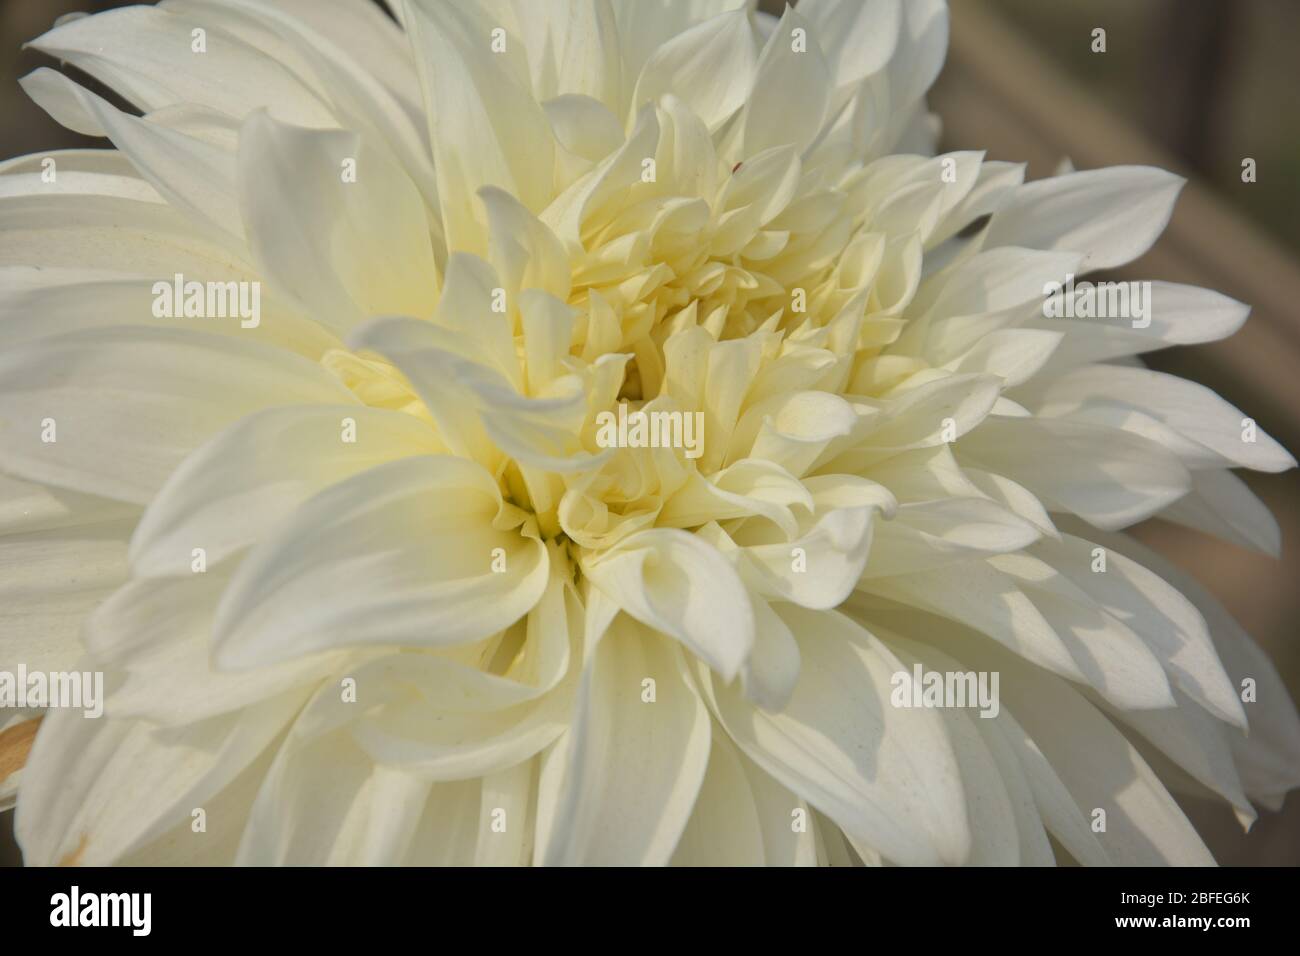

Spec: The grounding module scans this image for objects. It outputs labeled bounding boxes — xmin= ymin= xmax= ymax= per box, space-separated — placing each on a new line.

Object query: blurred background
xmin=1 ymin=0 xmax=1298 ymax=865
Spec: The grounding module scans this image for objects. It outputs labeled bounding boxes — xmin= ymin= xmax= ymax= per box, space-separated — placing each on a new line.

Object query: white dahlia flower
xmin=1 ymin=0 xmax=1297 ymax=867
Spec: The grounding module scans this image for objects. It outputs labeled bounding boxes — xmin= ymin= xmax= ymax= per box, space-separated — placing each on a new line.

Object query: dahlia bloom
xmin=1 ymin=0 xmax=1297 ymax=866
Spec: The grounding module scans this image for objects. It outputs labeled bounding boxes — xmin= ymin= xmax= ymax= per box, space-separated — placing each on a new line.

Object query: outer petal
xmin=87 ymin=570 xmax=348 ymax=725
xmin=27 ymin=5 xmax=336 ymax=126
xmin=984 ymin=166 xmax=1186 ymax=272
xmin=966 ymin=641 xmax=1215 ymax=865
xmin=129 ymin=405 xmax=442 ymax=576
xmin=16 ymin=692 xmax=304 ymax=866
xmin=1019 ymin=364 xmax=1295 ymax=474
xmin=0 ymin=326 xmax=356 ymax=504
xmin=956 ymin=415 xmax=1191 ymax=530
xmin=20 ymin=68 xmax=244 ymax=249
xmin=1 ymin=515 xmax=134 ymax=674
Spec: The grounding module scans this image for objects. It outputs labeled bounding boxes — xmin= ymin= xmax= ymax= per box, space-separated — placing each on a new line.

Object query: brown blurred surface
xmin=1 ymin=0 xmax=1297 ymax=865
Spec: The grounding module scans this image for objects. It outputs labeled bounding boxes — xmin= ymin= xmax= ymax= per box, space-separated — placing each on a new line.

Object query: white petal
xmin=1100 ymin=688 xmax=1253 ymax=825
xmin=862 ymin=497 xmax=1040 ymax=577
xmin=630 ymin=7 xmax=758 ymax=132
xmin=255 ymin=0 xmax=422 ymax=115
xmin=130 ymin=404 xmax=441 ymax=576
xmin=881 ymin=0 xmax=948 ymax=111
xmin=542 ymin=102 xmax=660 ymax=245
xmin=404 ymin=0 xmax=555 ymax=253
xmin=0 ymin=193 xmax=246 ymax=274
xmin=984 ymin=166 xmax=1185 ymax=272
xmin=580 ymin=527 xmax=754 ymax=680
xmin=735 ymin=752 xmax=819 ymax=865
xmin=856 ymin=561 xmax=1085 ymax=685
xmin=1079 ymin=529 xmax=1300 ymax=811
xmin=1159 ymin=468 xmax=1281 ymax=556
xmin=87 ymin=570 xmax=347 ymax=725
xmin=988 ymin=552 xmax=1177 ymax=711
xmin=956 ymin=415 xmax=1191 ymax=530
xmin=212 ymin=456 xmax=550 ymax=668
xmin=731 ymin=389 xmax=858 ymax=477
xmin=945 ymin=329 xmax=1063 ymax=388
xmin=730 ymin=6 xmax=829 ymax=161
xmin=0 ymin=516 xmax=133 ymax=674
xmin=543 ymin=93 xmax=626 ymax=179
xmin=21 ymin=69 xmax=243 ymax=248
xmin=736 ymin=505 xmax=877 ymax=608
xmin=659 ymin=458 xmax=814 ymax=537
xmin=402 ymin=779 xmax=485 ymax=865
xmin=235 ymin=727 xmax=434 ymax=865
xmin=17 ymin=694 xmax=303 ymax=865
xmin=972 ymin=643 xmax=1214 ymax=864
xmin=180 ymin=0 xmax=439 ymax=214
xmin=739 ymin=595 xmax=802 ymax=711
xmin=475 ymin=759 xmax=537 ymax=866
xmin=541 ymin=617 xmax=710 ymax=866
xmin=1030 ymin=534 xmax=1244 ymax=727
xmin=300 ymin=649 xmax=574 ymax=783
xmin=846 ymin=605 xmax=1108 ymax=865
xmin=883 ymin=637 xmax=1022 ymax=865
xmin=0 ymin=149 xmax=159 ymax=199
xmin=511 ymin=0 xmax=622 ymax=106
xmin=799 ymin=0 xmax=901 ymax=91
xmin=482 ymin=187 xmax=573 ymax=303
xmin=28 ymin=5 xmax=336 ymax=126
xmin=0 ymin=269 xmax=336 ymax=357
xmin=1027 ymin=282 xmax=1250 ymax=367
xmin=704 ymin=606 xmax=972 ymax=866
xmin=911 ymin=247 xmax=1081 ymax=323
xmin=671 ymin=731 xmax=764 ymax=865
xmin=1020 ymin=364 xmax=1296 ymax=473
xmin=609 ymin=0 xmax=755 ymax=105
xmin=237 ymin=110 xmax=437 ymax=335
xmin=0 ymin=326 xmax=356 ymax=504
